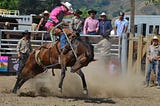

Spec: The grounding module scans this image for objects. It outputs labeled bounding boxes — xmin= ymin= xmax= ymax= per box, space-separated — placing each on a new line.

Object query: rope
xmin=62 ymin=29 xmax=78 ymax=59
xmin=49 ymin=22 xmax=63 ymax=45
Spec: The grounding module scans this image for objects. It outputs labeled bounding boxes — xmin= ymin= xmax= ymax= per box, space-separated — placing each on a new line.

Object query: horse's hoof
xmin=58 ymin=88 xmax=62 ymax=93
xmin=12 ymin=89 xmax=17 ymax=94
xmin=83 ymin=89 xmax=88 ymax=95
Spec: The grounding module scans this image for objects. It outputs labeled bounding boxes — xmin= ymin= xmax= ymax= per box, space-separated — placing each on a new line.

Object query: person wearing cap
xmin=83 ymin=9 xmax=99 ymax=35
xmin=17 ymin=30 xmax=32 ymax=76
xmin=45 ymin=1 xmax=74 ymax=54
xmin=99 ymin=12 xmax=112 ymax=37
xmin=71 ymin=9 xmax=84 ymax=34
xmin=114 ymin=11 xmax=129 ymax=36
xmin=145 ymin=36 xmax=160 ymax=87
xmin=36 ymin=10 xmax=50 ymax=31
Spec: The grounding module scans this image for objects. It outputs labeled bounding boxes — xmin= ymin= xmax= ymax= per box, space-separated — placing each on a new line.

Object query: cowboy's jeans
xmin=146 ymin=60 xmax=158 ymax=85
xmin=157 ymin=60 xmax=160 ymax=86
xmin=17 ymin=53 xmax=29 ymax=76
xmin=60 ymin=34 xmax=67 ymax=49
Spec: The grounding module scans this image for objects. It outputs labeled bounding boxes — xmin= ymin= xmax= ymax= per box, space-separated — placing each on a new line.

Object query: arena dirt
xmin=0 ymin=57 xmax=160 ymax=106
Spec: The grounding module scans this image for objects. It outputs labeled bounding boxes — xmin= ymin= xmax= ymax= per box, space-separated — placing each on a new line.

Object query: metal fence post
xmin=121 ymin=33 xmax=128 ymax=74
xmin=0 ymin=30 xmax=2 ymax=56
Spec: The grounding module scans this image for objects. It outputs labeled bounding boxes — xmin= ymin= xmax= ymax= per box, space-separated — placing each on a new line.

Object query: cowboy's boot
xmin=62 ymin=44 xmax=70 ymax=55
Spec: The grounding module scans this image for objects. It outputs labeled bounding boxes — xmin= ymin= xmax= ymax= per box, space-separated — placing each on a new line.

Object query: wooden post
xmin=145 ymin=36 xmax=152 ymax=76
xmin=136 ymin=35 xmax=143 ymax=73
xmin=127 ymin=33 xmax=134 ymax=72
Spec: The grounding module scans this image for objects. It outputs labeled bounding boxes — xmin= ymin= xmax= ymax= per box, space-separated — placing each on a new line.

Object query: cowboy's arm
xmin=36 ymin=18 xmax=44 ymax=31
xmin=107 ymin=22 xmax=112 ymax=32
xmin=114 ymin=20 xmax=117 ymax=35
xmin=17 ymin=40 xmax=22 ymax=58
xmin=83 ymin=18 xmax=88 ymax=34
xmin=123 ymin=21 xmax=129 ymax=33
xmin=76 ymin=20 xmax=83 ymax=30
xmin=50 ymin=8 xmax=61 ymax=24
xmin=95 ymin=20 xmax=99 ymax=33
xmin=147 ymin=46 xmax=153 ymax=62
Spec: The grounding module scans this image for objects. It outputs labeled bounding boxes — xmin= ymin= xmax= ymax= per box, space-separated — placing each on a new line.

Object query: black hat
xmin=22 ymin=30 xmax=31 ymax=35
xmin=119 ymin=11 xmax=124 ymax=16
xmin=75 ymin=9 xmax=82 ymax=15
xmin=88 ymin=9 xmax=97 ymax=14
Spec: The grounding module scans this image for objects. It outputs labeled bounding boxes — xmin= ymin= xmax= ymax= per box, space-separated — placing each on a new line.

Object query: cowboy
xmin=71 ymin=9 xmax=84 ymax=34
xmin=83 ymin=9 xmax=99 ymax=35
xmin=17 ymin=30 xmax=32 ymax=76
xmin=36 ymin=10 xmax=50 ymax=31
xmin=45 ymin=2 xmax=74 ymax=55
xmin=99 ymin=12 xmax=112 ymax=37
xmin=145 ymin=36 xmax=160 ymax=88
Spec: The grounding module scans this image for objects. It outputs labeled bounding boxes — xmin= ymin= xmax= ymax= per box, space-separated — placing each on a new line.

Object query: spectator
xmin=114 ymin=11 xmax=129 ymax=36
xmin=71 ymin=9 xmax=84 ymax=34
xmin=83 ymin=9 xmax=99 ymax=35
xmin=17 ymin=30 xmax=32 ymax=76
xmin=45 ymin=2 xmax=74 ymax=54
xmin=145 ymin=36 xmax=160 ymax=87
xmin=36 ymin=10 xmax=50 ymax=31
xmin=99 ymin=12 xmax=112 ymax=36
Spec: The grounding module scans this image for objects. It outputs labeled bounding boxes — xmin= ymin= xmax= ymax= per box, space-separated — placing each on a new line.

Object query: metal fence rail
xmin=0 ymin=30 xmax=121 ymax=57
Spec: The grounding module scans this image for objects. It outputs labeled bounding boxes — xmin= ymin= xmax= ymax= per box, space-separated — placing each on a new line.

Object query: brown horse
xmin=12 ymin=33 xmax=94 ymax=94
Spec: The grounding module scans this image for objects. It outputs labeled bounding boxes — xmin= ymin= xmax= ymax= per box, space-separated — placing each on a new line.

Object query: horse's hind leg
xmin=76 ymin=69 xmax=88 ymax=95
xmin=58 ymin=67 xmax=66 ymax=92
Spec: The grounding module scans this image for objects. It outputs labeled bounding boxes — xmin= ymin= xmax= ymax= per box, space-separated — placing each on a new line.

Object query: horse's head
xmin=70 ymin=38 xmax=95 ymax=73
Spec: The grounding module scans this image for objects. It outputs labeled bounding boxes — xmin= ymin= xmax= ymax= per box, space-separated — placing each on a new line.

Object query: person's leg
xmin=146 ymin=61 xmax=153 ymax=87
xmin=60 ymin=34 xmax=70 ymax=55
xmin=17 ymin=54 xmax=26 ymax=76
xmin=157 ymin=60 xmax=160 ymax=88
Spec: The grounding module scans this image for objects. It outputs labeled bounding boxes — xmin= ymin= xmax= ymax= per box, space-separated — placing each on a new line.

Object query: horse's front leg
xmin=76 ymin=69 xmax=88 ymax=95
xmin=58 ymin=67 xmax=66 ymax=93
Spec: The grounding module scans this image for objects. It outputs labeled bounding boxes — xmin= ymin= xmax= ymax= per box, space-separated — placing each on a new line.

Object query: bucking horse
xmin=12 ymin=28 xmax=94 ymax=95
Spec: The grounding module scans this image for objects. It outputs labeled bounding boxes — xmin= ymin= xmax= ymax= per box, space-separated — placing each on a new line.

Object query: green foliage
xmin=146 ymin=0 xmax=160 ymax=5
xmin=0 ymin=0 xmax=19 ymax=9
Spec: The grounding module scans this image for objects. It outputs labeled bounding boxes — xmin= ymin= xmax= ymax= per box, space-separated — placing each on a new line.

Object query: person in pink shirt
xmin=45 ymin=2 xmax=74 ymax=54
xmin=83 ymin=9 xmax=99 ymax=35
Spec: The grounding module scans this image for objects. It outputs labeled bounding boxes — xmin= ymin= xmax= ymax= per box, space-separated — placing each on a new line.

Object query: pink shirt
xmin=83 ymin=17 xmax=99 ymax=34
xmin=45 ymin=5 xmax=72 ymax=28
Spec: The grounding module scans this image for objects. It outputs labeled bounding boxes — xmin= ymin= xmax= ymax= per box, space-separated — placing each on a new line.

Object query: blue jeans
xmin=60 ymin=34 xmax=67 ymax=49
xmin=146 ymin=60 xmax=160 ymax=85
xmin=87 ymin=31 xmax=97 ymax=35
xmin=157 ymin=61 xmax=160 ymax=86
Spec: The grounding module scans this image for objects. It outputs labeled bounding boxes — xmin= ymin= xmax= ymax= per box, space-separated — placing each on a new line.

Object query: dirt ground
xmin=1 ymin=58 xmax=160 ymax=106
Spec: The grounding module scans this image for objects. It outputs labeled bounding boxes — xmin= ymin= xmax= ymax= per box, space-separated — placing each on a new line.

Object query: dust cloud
xmin=21 ymin=55 xmax=144 ymax=98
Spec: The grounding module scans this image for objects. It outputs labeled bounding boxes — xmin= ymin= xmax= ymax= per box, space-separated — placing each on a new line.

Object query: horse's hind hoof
xmin=58 ymin=88 xmax=62 ymax=93
xmin=12 ymin=89 xmax=17 ymax=94
xmin=83 ymin=89 xmax=88 ymax=95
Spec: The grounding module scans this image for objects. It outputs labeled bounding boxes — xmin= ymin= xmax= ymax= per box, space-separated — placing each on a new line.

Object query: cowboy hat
xmin=75 ymin=9 xmax=82 ymax=15
xmin=43 ymin=10 xmax=49 ymax=15
xmin=152 ymin=36 xmax=159 ymax=41
xmin=100 ymin=12 xmax=107 ymax=16
xmin=61 ymin=2 xmax=73 ymax=12
xmin=22 ymin=30 xmax=31 ymax=35
xmin=88 ymin=9 xmax=97 ymax=14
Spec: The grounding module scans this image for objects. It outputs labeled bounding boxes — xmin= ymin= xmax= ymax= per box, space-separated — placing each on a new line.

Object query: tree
xmin=0 ymin=0 xmax=18 ymax=10
xmin=146 ymin=0 xmax=160 ymax=5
